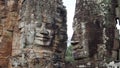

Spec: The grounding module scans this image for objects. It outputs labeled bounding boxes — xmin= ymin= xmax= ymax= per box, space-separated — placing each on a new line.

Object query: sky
xmin=63 ymin=0 xmax=76 ymax=45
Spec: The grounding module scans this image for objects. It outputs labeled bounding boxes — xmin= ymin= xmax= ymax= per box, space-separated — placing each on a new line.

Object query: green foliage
xmin=65 ymin=45 xmax=74 ymax=62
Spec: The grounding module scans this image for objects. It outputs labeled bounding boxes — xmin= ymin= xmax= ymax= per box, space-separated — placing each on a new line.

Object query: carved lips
xmin=34 ymin=33 xmax=52 ymax=46
xmin=35 ymin=34 xmax=51 ymax=41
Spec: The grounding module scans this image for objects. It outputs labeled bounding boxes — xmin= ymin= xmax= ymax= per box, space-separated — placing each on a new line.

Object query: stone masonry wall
xmin=0 ymin=0 xmax=67 ymax=68
xmin=71 ymin=0 xmax=118 ymax=67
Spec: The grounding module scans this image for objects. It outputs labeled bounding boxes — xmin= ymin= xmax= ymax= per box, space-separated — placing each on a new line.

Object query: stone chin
xmin=73 ymin=50 xmax=89 ymax=60
xmin=34 ymin=38 xmax=52 ymax=46
xmin=71 ymin=41 xmax=89 ymax=59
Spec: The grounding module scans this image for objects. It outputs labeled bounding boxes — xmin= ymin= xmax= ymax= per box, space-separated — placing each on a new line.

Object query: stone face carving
xmin=72 ymin=0 xmax=118 ymax=67
xmin=34 ymin=17 xmax=55 ymax=46
xmin=71 ymin=0 xmax=103 ymax=61
xmin=10 ymin=0 xmax=67 ymax=68
xmin=71 ymin=20 xmax=89 ymax=59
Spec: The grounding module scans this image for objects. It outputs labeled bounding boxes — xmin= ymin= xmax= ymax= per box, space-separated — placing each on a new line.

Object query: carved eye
xmin=57 ymin=8 xmax=61 ymax=13
xmin=46 ymin=23 xmax=53 ymax=29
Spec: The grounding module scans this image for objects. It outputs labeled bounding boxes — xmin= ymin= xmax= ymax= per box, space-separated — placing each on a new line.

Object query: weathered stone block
xmin=10 ymin=0 xmax=67 ymax=68
xmin=112 ymin=50 xmax=117 ymax=60
xmin=115 ymin=29 xmax=119 ymax=39
xmin=72 ymin=0 xmax=118 ymax=67
xmin=116 ymin=8 xmax=120 ymax=18
xmin=113 ymin=39 xmax=119 ymax=50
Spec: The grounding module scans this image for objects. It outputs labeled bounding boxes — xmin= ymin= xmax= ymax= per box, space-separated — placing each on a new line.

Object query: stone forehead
xmin=42 ymin=14 xmax=54 ymax=23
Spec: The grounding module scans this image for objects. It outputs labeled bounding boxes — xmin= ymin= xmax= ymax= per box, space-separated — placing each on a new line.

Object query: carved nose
xmin=40 ymin=27 xmax=49 ymax=35
xmin=71 ymin=41 xmax=79 ymax=45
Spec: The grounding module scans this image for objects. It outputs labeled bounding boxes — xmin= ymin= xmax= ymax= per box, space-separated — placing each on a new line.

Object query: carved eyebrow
xmin=45 ymin=23 xmax=53 ymax=28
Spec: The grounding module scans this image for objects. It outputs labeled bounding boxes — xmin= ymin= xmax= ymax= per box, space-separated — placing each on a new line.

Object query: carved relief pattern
xmin=10 ymin=0 xmax=67 ymax=68
xmin=72 ymin=0 xmax=117 ymax=67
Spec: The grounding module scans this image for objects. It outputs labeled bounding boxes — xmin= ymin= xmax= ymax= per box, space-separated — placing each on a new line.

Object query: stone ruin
xmin=71 ymin=0 xmax=120 ymax=68
xmin=0 ymin=0 xmax=120 ymax=68
xmin=0 ymin=0 xmax=67 ymax=68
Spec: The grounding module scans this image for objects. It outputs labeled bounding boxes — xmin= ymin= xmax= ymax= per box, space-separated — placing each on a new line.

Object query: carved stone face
xmin=71 ymin=23 xmax=89 ymax=59
xmin=34 ymin=21 xmax=54 ymax=46
xmin=71 ymin=30 xmax=89 ymax=59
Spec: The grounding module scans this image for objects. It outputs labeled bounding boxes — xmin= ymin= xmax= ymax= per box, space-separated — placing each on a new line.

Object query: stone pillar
xmin=71 ymin=0 xmax=117 ymax=67
xmin=116 ymin=0 xmax=120 ymax=19
xmin=10 ymin=0 xmax=67 ymax=68
xmin=112 ymin=29 xmax=119 ymax=60
xmin=114 ymin=0 xmax=120 ymax=61
xmin=119 ymin=49 xmax=120 ymax=60
xmin=0 ymin=0 xmax=19 ymax=68
xmin=71 ymin=0 xmax=104 ymax=67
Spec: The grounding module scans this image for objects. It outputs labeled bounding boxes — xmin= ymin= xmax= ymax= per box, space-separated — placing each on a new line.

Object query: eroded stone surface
xmin=0 ymin=0 xmax=18 ymax=67
xmin=10 ymin=0 xmax=67 ymax=68
xmin=0 ymin=0 xmax=66 ymax=68
xmin=71 ymin=0 xmax=119 ymax=67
